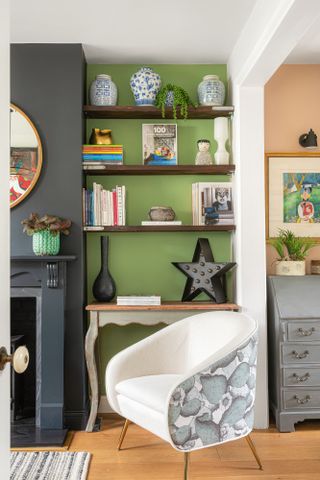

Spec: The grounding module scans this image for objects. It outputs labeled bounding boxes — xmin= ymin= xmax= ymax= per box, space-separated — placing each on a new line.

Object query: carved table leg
xmin=85 ymin=311 xmax=99 ymax=432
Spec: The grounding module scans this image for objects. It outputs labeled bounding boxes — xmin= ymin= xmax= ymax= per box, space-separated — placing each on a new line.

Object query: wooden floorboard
xmin=69 ymin=418 xmax=320 ymax=480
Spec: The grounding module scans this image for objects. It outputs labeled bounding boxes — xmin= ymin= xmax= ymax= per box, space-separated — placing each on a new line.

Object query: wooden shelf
xmin=83 ymin=225 xmax=235 ymax=232
xmin=83 ymin=105 xmax=234 ymax=119
xmin=86 ymin=301 xmax=239 ymax=311
xmin=83 ymin=164 xmax=235 ymax=175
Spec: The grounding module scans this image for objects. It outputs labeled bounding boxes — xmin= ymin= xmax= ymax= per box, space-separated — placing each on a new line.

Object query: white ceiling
xmin=10 ymin=0 xmax=257 ymax=64
xmin=285 ymin=16 xmax=320 ymax=63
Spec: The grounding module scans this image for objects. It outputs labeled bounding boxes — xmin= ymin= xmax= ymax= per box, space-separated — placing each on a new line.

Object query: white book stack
xmin=141 ymin=221 xmax=182 ymax=226
xmin=117 ymin=295 xmax=161 ymax=306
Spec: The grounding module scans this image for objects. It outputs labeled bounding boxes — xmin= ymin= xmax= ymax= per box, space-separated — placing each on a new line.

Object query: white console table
xmin=84 ymin=301 xmax=239 ymax=432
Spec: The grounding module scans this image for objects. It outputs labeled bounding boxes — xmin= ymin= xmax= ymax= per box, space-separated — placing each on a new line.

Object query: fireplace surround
xmin=11 ymin=255 xmax=75 ymax=447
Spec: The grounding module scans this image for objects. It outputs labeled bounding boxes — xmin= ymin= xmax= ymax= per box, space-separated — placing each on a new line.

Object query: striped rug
xmin=10 ymin=451 xmax=91 ymax=480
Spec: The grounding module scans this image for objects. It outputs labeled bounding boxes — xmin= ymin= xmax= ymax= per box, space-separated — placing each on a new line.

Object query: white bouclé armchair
xmin=106 ymin=311 xmax=262 ymax=478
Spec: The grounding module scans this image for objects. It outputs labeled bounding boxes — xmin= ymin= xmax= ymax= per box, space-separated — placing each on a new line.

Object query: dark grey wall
xmin=11 ymin=44 xmax=88 ymax=429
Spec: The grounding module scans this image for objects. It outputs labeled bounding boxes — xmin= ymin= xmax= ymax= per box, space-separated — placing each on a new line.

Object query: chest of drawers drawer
xmin=282 ymin=343 xmax=320 ymax=365
xmin=283 ymin=389 xmax=320 ymax=410
xmin=287 ymin=321 xmax=320 ymax=342
xmin=283 ymin=367 xmax=320 ymax=387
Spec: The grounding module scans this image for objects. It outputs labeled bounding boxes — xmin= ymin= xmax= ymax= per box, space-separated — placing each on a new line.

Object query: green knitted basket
xmin=32 ymin=230 xmax=60 ymax=256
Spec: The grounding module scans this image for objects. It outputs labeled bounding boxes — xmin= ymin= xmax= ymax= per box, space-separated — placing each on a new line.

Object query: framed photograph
xmin=142 ymin=124 xmax=177 ymax=166
xmin=266 ymin=153 xmax=320 ymax=239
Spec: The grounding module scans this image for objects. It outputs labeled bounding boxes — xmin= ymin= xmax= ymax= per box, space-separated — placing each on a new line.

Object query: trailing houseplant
xmin=21 ymin=213 xmax=71 ymax=256
xmin=155 ymin=84 xmax=194 ymax=120
xmin=269 ymin=228 xmax=316 ymax=275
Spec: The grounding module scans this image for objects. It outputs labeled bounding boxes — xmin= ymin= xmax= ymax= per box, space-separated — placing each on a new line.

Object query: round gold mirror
xmin=10 ymin=104 xmax=43 ymax=208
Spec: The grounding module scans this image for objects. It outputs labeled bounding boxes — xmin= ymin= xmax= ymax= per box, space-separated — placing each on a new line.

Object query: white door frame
xmin=228 ymin=0 xmax=320 ymax=428
xmin=0 ymin=0 xmax=11 ymax=477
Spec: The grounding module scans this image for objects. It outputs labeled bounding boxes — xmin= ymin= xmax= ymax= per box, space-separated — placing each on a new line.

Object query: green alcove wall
xmin=86 ymin=64 xmax=234 ymax=396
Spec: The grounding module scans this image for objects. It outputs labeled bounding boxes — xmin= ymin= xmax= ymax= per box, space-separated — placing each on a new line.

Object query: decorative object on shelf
xmin=89 ymin=74 xmax=117 ymax=106
xmin=269 ymin=228 xmax=316 ymax=276
xmin=92 ymin=236 xmax=116 ymax=302
xmin=130 ymin=66 xmax=161 ymax=106
xmin=148 ymin=206 xmax=176 ymax=222
xmin=311 ymin=260 xmax=320 ymax=274
xmin=214 ymin=117 xmax=229 ymax=165
xmin=198 ymin=75 xmax=225 ymax=106
xmin=192 ymin=182 xmax=234 ymax=226
xmin=172 ymin=238 xmax=236 ymax=303
xmin=142 ymin=123 xmax=177 ymax=165
xmin=89 ymin=128 xmax=113 ymax=145
xmin=21 ymin=213 xmax=71 ymax=256
xmin=10 ymin=104 xmax=43 ymax=209
xmin=155 ymin=84 xmax=193 ymax=120
xmin=266 ymin=154 xmax=320 ymax=238
xmin=195 ymin=139 xmax=213 ymax=165
xmin=299 ymin=129 xmax=317 ymax=149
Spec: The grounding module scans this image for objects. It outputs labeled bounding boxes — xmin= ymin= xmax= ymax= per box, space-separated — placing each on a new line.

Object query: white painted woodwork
xmin=0 ymin=1 xmax=11 ymax=476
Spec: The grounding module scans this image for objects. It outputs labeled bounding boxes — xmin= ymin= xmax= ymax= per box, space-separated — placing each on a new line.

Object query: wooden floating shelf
xmin=83 ymin=105 xmax=234 ymax=119
xmin=82 ymin=165 xmax=235 ymax=175
xmin=86 ymin=301 xmax=240 ymax=311
xmin=83 ymin=225 xmax=235 ymax=232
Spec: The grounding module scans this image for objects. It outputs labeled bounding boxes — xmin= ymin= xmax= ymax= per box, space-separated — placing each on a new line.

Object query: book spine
xmin=116 ymin=186 xmax=123 ymax=226
xmin=82 ymin=154 xmax=123 ymax=160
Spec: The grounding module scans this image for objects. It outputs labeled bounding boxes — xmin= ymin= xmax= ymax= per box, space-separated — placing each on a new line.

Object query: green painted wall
xmin=86 ymin=64 xmax=233 ymax=396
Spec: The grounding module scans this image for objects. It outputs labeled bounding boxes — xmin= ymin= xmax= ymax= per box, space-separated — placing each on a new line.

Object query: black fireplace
xmin=11 ymin=255 xmax=75 ymax=447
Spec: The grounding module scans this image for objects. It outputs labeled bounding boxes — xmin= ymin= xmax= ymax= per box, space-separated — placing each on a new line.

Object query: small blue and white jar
xmin=198 ymin=75 xmax=225 ymax=106
xmin=130 ymin=67 xmax=161 ymax=106
xmin=89 ymin=74 xmax=118 ymax=106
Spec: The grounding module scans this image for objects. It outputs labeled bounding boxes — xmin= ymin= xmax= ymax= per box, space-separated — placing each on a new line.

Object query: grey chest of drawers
xmin=267 ymin=275 xmax=320 ymax=432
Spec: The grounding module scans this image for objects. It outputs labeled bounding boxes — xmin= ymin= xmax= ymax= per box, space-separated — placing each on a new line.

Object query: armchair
xmin=106 ymin=311 xmax=261 ymax=478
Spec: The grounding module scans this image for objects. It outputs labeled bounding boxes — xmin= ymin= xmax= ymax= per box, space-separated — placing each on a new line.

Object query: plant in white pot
xmin=270 ymin=228 xmax=316 ymax=276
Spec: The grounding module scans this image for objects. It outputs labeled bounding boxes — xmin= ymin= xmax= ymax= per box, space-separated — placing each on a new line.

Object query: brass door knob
xmin=0 ymin=345 xmax=29 ymax=373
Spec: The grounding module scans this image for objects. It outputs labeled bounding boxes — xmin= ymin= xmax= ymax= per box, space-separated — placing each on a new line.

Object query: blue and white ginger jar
xmin=90 ymin=74 xmax=118 ymax=106
xmin=198 ymin=75 xmax=225 ymax=106
xmin=130 ymin=67 xmax=161 ymax=106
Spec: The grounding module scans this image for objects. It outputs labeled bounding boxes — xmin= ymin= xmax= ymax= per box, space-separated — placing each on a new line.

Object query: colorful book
xmin=142 ymin=124 xmax=177 ymax=166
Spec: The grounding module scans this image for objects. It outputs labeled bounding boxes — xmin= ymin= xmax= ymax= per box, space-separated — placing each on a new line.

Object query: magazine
xmin=192 ymin=182 xmax=234 ymax=225
xmin=142 ymin=124 xmax=177 ymax=166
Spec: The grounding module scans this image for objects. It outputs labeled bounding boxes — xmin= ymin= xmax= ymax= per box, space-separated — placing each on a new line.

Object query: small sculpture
xmin=195 ymin=139 xmax=213 ymax=165
xmin=89 ymin=128 xmax=113 ymax=145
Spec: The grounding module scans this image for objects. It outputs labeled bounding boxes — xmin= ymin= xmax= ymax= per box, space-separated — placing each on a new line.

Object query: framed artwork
xmin=266 ymin=153 xmax=320 ymax=240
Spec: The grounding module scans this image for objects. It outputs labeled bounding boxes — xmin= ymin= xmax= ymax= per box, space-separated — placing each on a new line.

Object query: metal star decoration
xmin=172 ymin=238 xmax=236 ymax=303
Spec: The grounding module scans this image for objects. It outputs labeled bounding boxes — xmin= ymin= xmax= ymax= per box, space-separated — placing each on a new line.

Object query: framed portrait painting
xmin=266 ymin=153 xmax=320 ymax=240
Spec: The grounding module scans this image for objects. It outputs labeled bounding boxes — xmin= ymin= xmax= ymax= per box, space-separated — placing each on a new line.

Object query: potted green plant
xmin=155 ymin=84 xmax=194 ymax=120
xmin=269 ymin=228 xmax=316 ymax=275
xmin=21 ymin=213 xmax=71 ymax=256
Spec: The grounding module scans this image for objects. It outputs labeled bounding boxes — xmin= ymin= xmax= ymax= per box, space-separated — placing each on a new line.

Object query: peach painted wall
xmin=265 ymin=64 xmax=320 ymax=274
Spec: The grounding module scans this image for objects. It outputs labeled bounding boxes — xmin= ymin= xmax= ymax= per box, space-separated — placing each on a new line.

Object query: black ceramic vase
xmin=92 ymin=236 xmax=116 ymax=302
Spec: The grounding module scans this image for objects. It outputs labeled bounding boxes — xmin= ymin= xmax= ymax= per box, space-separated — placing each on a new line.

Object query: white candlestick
xmin=214 ymin=117 xmax=229 ymax=165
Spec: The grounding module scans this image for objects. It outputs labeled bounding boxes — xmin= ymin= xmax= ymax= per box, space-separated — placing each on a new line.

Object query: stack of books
xmin=117 ymin=295 xmax=161 ymax=306
xmin=83 ymin=182 xmax=126 ymax=226
xmin=82 ymin=145 xmax=123 ymax=168
xmin=192 ymin=182 xmax=234 ymax=226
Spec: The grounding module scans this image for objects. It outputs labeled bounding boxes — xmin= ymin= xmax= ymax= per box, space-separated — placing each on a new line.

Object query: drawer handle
xmin=297 ymin=327 xmax=315 ymax=336
xmin=292 ymin=372 xmax=310 ymax=382
xmin=291 ymin=350 xmax=309 ymax=359
xmin=293 ymin=394 xmax=311 ymax=405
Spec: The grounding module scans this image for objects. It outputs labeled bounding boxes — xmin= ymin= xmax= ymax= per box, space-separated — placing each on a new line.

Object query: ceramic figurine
xmin=89 ymin=74 xmax=117 ymax=106
xmin=89 ymin=128 xmax=113 ymax=145
xmin=214 ymin=117 xmax=229 ymax=164
xmin=195 ymin=139 xmax=213 ymax=165
xmin=130 ymin=67 xmax=161 ymax=106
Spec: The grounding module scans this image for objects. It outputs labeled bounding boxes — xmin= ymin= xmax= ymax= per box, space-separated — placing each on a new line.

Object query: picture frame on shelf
xmin=142 ymin=123 xmax=177 ymax=166
xmin=266 ymin=153 xmax=320 ymax=240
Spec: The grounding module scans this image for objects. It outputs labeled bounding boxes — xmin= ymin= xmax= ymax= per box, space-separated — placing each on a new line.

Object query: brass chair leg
xmin=183 ymin=452 xmax=190 ymax=480
xmin=246 ymin=434 xmax=263 ymax=470
xmin=118 ymin=419 xmax=131 ymax=450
